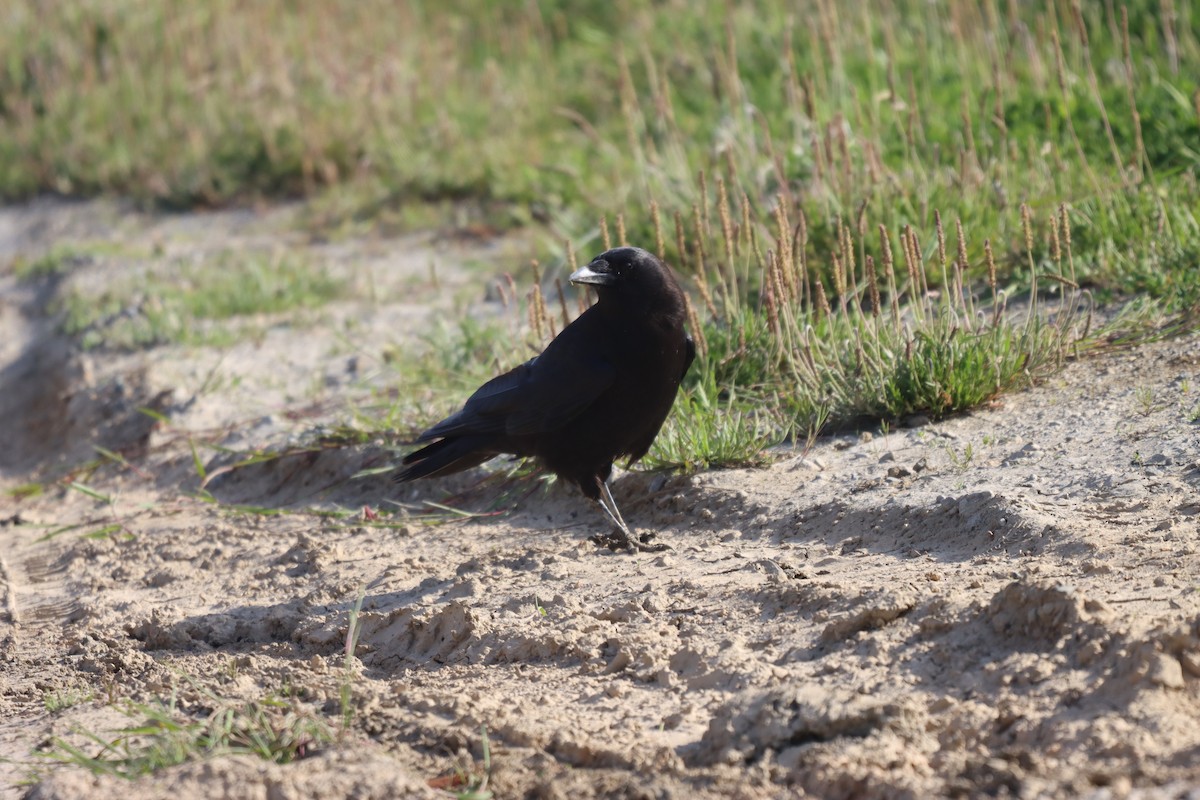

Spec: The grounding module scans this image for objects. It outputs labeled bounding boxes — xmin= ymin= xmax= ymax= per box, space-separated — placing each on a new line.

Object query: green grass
xmin=340 ymin=586 xmax=366 ymax=734
xmin=57 ymin=249 xmax=345 ymax=350
xmin=38 ymin=695 xmax=331 ymax=779
xmin=4 ymin=3 xmax=1197 ymax=281
xmin=6 ymin=1 xmax=1197 ymax=306
xmin=29 ymin=591 xmax=377 ymax=783
xmin=645 ymin=378 xmax=773 ymax=471
xmin=4 ymin=0 xmax=1198 ymax=471
xmin=452 ymin=726 xmax=494 ymax=800
xmin=640 ymin=199 xmax=1108 ymax=468
xmin=43 ymin=689 xmax=94 ymax=714
xmin=11 ymin=245 xmax=97 ymax=280
xmin=5 ymin=482 xmax=44 ymax=501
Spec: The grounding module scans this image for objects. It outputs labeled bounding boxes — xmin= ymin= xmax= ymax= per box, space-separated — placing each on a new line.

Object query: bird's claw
xmin=592 ymin=527 xmax=672 ymax=553
xmin=590 ymin=482 xmax=670 ymax=552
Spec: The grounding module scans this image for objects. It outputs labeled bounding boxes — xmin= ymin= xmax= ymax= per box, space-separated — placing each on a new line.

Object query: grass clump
xmin=11 ymin=245 xmax=98 ymax=280
xmin=429 ymin=726 xmax=493 ymax=800
xmin=39 ymin=696 xmax=330 ymax=779
xmin=5 ymin=482 xmax=44 ymax=501
xmin=43 ymin=689 xmax=94 ymax=714
xmin=640 ymin=195 xmax=1100 ymax=467
xmin=646 ymin=378 xmax=772 ymax=471
xmin=58 ymin=249 xmax=345 ymax=350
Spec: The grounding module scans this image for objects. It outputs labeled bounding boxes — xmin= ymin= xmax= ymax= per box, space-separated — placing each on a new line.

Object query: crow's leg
xmin=592 ymin=479 xmax=670 ymax=553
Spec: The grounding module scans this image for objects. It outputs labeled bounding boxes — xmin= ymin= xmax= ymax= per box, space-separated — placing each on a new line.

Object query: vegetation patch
xmin=4 ymin=0 xmax=1197 ymax=474
xmin=57 ymin=249 xmax=345 ymax=350
xmin=38 ymin=696 xmax=331 ymax=779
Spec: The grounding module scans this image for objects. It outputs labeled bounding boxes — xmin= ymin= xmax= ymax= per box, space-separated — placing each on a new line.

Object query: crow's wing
xmin=503 ymin=351 xmax=615 ymax=436
xmin=417 ymin=353 xmax=615 ymax=441
xmin=416 ymin=358 xmax=536 ymax=441
xmin=681 ymin=334 xmax=696 ymax=382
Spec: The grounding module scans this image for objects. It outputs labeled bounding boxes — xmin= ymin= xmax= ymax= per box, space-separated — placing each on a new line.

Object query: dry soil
xmin=2 ymin=200 xmax=1199 ymax=799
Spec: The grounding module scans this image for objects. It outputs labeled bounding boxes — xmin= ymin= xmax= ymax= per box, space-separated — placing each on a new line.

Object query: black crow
xmin=394 ymin=246 xmax=695 ymax=551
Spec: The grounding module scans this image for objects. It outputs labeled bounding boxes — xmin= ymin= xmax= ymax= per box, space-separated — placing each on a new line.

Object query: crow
xmin=394 ymin=246 xmax=695 ymax=551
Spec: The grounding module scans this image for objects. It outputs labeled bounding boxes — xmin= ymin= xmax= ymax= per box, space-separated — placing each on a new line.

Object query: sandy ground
xmin=1 ymin=199 xmax=1199 ymax=799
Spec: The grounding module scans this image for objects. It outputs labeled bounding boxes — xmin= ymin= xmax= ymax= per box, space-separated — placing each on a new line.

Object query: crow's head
xmin=570 ymin=247 xmax=684 ymax=312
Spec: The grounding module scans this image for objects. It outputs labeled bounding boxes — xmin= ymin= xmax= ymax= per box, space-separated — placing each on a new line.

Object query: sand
xmin=2 ymin=199 xmax=1198 ymax=799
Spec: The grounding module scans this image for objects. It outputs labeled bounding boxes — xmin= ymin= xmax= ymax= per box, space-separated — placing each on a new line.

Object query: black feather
xmin=394 ymin=246 xmax=694 ymax=548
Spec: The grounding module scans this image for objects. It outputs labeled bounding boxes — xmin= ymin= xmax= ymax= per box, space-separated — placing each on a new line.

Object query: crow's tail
xmin=392 ymin=437 xmax=493 ymax=482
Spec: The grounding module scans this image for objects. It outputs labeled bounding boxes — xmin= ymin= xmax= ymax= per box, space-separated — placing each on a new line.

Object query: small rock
xmin=662 ymin=711 xmax=685 ymax=730
xmin=753 ymin=559 xmax=788 ymax=582
xmin=1149 ymin=653 xmax=1185 ymax=690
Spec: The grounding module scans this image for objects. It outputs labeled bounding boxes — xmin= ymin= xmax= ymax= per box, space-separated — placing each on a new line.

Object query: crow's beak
xmin=569 ymin=261 xmax=618 ymax=287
